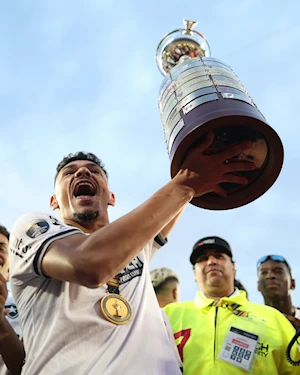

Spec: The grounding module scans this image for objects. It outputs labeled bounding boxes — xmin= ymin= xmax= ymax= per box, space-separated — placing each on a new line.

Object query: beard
xmin=73 ymin=210 xmax=99 ymax=223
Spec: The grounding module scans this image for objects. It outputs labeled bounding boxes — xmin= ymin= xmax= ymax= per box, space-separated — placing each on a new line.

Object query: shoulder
xmin=10 ymin=211 xmax=80 ymax=243
xmin=9 ymin=212 xmax=82 ymax=271
xmin=11 ymin=211 xmax=52 ymax=237
xmin=246 ymin=301 xmax=294 ymax=323
xmin=11 ymin=211 xmax=72 ymax=235
xmin=245 ymin=300 xmax=276 ymax=315
xmin=165 ymin=301 xmax=195 ymax=315
xmin=13 ymin=211 xmax=54 ymax=225
xmin=165 ymin=302 xmax=198 ymax=331
xmin=294 ymin=308 xmax=300 ymax=320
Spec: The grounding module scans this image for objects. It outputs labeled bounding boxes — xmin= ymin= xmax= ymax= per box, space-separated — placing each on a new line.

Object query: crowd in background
xmin=151 ymin=238 xmax=300 ymax=373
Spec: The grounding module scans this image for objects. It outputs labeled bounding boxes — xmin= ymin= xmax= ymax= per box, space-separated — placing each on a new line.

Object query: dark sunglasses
xmin=256 ymin=255 xmax=292 ymax=274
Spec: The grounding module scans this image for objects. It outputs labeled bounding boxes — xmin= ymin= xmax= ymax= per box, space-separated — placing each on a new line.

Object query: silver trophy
xmin=156 ymin=19 xmax=283 ymax=210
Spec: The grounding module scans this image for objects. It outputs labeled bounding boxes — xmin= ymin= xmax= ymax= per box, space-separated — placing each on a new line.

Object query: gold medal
xmin=100 ymin=293 xmax=133 ymax=325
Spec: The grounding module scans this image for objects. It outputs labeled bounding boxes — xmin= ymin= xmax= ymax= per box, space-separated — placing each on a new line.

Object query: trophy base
xmin=169 ymin=97 xmax=283 ymax=210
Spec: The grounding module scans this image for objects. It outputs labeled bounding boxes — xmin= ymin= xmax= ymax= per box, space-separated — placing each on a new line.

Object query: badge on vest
xmin=219 ymin=326 xmax=258 ymax=371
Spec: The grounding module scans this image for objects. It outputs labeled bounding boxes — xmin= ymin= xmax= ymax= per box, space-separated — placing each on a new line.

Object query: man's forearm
xmin=42 ymin=138 xmax=257 ymax=287
xmin=74 ymin=174 xmax=194 ymax=286
xmin=0 ymin=317 xmax=24 ymax=375
xmin=160 ymin=207 xmax=185 ymax=239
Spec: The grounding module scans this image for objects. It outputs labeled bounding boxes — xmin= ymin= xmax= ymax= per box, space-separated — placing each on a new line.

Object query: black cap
xmin=190 ymin=236 xmax=233 ymax=265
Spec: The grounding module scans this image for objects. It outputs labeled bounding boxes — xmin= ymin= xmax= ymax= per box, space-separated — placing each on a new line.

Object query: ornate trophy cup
xmin=156 ymin=19 xmax=284 ymax=210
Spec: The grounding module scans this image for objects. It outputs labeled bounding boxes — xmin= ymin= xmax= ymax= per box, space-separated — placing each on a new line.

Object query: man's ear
xmin=172 ymin=284 xmax=180 ymax=302
xmin=172 ymin=287 xmax=177 ymax=301
xmin=232 ymin=262 xmax=236 ymax=276
xmin=108 ymin=192 xmax=116 ymax=207
xmin=1 ymin=262 xmax=9 ymax=282
xmin=50 ymin=194 xmax=59 ymax=210
xmin=257 ymin=280 xmax=261 ymax=292
xmin=291 ymin=279 xmax=296 ymax=291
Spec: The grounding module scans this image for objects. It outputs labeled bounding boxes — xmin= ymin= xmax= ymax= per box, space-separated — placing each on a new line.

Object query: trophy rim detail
xmin=155 ymin=19 xmax=211 ymax=76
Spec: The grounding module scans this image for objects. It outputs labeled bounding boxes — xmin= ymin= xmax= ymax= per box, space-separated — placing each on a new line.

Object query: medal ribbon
xmin=106 ymin=277 xmax=120 ymax=294
xmin=100 ymin=277 xmax=133 ymax=325
xmin=210 ymin=300 xmax=249 ymax=317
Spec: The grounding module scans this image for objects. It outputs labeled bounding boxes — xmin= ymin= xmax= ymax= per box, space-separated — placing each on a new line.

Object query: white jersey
xmin=0 ymin=291 xmax=22 ymax=375
xmin=161 ymin=309 xmax=182 ymax=370
xmin=9 ymin=211 xmax=181 ymax=375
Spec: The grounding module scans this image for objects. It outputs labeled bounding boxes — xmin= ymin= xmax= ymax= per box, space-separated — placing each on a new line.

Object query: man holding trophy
xmin=7 ymin=18 xmax=291 ymax=375
xmin=8 ymin=139 xmax=254 ymax=375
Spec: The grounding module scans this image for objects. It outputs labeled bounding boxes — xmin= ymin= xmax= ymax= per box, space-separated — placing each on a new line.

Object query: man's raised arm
xmin=40 ymin=138 xmax=254 ymax=287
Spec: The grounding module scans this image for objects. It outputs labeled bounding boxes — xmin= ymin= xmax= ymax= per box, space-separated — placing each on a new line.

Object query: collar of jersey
xmin=194 ymin=289 xmax=248 ymax=309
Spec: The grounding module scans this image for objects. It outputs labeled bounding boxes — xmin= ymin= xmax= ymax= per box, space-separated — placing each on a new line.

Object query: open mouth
xmin=73 ymin=181 xmax=96 ymax=198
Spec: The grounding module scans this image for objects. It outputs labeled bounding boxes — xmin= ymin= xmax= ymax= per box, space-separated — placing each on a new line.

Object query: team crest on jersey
xmin=5 ymin=304 xmax=18 ymax=320
xmin=117 ymin=256 xmax=144 ymax=285
xmin=26 ymin=220 xmax=50 ymax=238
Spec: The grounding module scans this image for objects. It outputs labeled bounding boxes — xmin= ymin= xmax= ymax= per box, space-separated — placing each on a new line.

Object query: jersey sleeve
xmin=143 ymin=233 xmax=168 ymax=263
xmin=9 ymin=211 xmax=82 ymax=283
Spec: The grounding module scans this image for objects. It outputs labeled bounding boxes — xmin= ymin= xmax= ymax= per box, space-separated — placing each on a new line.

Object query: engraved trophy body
xmin=156 ymin=20 xmax=284 ymax=210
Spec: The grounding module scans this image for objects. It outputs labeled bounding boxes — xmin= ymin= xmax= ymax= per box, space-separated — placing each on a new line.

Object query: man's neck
xmin=264 ymin=295 xmax=294 ymax=316
xmin=63 ymin=216 xmax=109 ymax=234
xmin=157 ymin=296 xmax=175 ymax=308
xmin=203 ymin=288 xmax=235 ymax=300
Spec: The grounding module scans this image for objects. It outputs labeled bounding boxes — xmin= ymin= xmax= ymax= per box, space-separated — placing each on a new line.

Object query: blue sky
xmin=1 ymin=1 xmax=299 ymax=305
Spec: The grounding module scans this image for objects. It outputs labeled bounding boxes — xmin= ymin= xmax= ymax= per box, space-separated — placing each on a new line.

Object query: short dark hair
xmin=0 ymin=225 xmax=9 ymax=240
xmin=153 ymin=276 xmax=179 ymax=294
xmin=54 ymin=152 xmax=108 ymax=182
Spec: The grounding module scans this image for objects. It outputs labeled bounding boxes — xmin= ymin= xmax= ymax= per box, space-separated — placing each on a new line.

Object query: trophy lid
xmin=156 ymin=19 xmax=211 ymax=76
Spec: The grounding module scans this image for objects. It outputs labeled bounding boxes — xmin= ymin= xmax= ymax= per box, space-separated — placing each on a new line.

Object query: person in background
xmin=151 ymin=267 xmax=180 ymax=308
xmin=0 ymin=224 xmax=24 ymax=375
xmin=257 ymin=254 xmax=300 ymax=329
xmin=165 ymin=236 xmax=299 ymax=374
xmin=151 ymin=267 xmax=182 ymax=370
